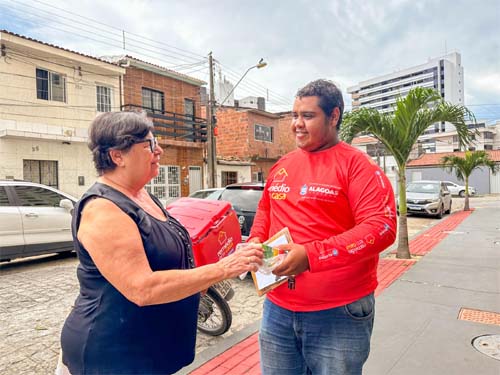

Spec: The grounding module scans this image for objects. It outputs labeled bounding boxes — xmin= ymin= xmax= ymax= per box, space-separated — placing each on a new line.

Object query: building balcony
xmin=122 ymin=104 xmax=207 ymax=143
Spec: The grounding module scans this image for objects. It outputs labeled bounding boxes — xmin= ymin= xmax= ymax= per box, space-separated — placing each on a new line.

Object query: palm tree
xmin=341 ymin=87 xmax=475 ymax=259
xmin=441 ymin=151 xmax=499 ymax=211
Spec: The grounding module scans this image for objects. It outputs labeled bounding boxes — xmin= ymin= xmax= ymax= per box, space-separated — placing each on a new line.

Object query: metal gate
xmin=188 ymin=166 xmax=202 ymax=194
xmin=146 ymin=165 xmax=180 ymax=204
xmin=490 ymin=170 xmax=500 ymax=194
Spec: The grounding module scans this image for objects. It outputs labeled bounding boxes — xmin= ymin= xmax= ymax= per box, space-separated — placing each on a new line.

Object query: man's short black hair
xmin=296 ymin=79 xmax=344 ymax=129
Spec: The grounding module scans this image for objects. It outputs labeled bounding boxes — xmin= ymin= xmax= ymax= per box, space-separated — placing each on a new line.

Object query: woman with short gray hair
xmin=58 ymin=111 xmax=263 ymax=374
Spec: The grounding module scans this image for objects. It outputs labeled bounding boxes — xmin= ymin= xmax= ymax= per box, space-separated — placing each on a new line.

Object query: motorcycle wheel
xmin=197 ymin=287 xmax=232 ymax=336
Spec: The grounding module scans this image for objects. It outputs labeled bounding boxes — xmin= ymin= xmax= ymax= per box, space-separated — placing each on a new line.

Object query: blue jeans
xmin=259 ymin=294 xmax=375 ymax=375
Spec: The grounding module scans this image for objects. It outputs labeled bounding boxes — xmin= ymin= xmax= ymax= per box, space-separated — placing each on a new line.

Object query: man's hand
xmin=272 ymin=243 xmax=309 ymax=277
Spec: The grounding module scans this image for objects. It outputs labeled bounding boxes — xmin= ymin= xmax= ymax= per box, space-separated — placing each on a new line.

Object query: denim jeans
xmin=259 ymin=293 xmax=375 ymax=375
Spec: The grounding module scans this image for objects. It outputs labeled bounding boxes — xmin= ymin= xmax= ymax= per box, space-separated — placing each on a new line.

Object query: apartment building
xmin=347 ymin=52 xmax=464 ymax=114
xmin=419 ymin=120 xmax=500 ymax=153
xmin=347 ymin=52 xmax=465 ymax=153
xmin=0 ymin=30 xmax=124 ymax=197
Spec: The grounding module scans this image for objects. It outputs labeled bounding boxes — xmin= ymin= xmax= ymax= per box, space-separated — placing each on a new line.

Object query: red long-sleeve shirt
xmin=249 ymin=142 xmax=397 ymax=311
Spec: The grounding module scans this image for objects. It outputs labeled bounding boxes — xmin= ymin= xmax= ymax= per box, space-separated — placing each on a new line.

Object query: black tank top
xmin=61 ymin=182 xmax=200 ymax=374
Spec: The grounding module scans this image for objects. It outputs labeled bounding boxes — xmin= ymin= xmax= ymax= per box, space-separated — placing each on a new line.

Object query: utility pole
xmin=207 ymin=52 xmax=217 ymax=188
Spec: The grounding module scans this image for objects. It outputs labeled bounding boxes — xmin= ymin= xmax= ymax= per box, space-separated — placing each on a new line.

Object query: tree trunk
xmin=397 ymin=214 xmax=410 ymax=259
xmin=396 ymin=170 xmax=411 ymax=259
xmin=464 ymin=177 xmax=470 ymax=211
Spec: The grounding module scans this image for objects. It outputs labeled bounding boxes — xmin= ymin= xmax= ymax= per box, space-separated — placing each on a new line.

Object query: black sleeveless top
xmin=61 ymin=183 xmax=200 ymax=374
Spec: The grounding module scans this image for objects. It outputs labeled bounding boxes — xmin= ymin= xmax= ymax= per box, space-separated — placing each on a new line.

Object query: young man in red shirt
xmin=249 ymin=79 xmax=397 ymax=375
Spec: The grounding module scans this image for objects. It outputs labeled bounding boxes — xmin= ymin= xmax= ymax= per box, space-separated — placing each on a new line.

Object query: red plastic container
xmin=166 ymin=198 xmax=242 ymax=267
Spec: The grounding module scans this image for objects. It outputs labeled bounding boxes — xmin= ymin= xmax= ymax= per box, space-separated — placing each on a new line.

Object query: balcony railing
xmin=121 ymin=104 xmax=207 ymax=142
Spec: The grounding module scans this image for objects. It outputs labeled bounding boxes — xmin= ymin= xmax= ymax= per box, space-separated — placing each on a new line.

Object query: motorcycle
xmin=197 ymin=279 xmax=234 ymax=336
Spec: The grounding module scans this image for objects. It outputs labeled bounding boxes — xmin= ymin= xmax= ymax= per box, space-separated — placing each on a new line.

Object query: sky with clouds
xmin=1 ymin=0 xmax=499 ymax=119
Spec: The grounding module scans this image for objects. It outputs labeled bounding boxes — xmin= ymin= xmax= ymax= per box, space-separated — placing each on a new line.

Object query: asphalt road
xmin=0 ymin=196 xmax=486 ymax=374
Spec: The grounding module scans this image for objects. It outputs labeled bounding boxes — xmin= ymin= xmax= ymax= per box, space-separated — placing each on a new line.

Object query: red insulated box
xmin=166 ymin=197 xmax=242 ymax=267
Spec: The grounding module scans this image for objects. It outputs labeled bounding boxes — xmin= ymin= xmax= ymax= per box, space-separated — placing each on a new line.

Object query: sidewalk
xmin=181 ymin=201 xmax=500 ymax=375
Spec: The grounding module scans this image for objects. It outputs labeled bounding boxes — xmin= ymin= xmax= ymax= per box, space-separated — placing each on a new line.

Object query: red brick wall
xmin=159 ymin=142 xmax=204 ymax=197
xmin=215 ymin=108 xmax=251 ymax=158
xmin=277 ymin=112 xmax=296 ymax=155
xmin=123 ymin=66 xmax=201 ymax=117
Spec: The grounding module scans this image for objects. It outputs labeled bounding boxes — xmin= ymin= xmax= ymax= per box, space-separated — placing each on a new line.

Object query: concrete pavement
xmin=365 ymin=198 xmax=500 ymax=375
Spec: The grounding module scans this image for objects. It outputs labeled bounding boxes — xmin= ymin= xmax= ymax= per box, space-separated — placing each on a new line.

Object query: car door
xmin=13 ymin=185 xmax=73 ymax=255
xmin=440 ymin=183 xmax=452 ymax=210
xmin=0 ymin=185 xmax=25 ymax=260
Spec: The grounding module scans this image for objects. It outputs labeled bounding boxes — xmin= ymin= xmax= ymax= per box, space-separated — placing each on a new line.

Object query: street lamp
xmin=219 ymin=58 xmax=268 ymax=107
xmin=206 ymin=56 xmax=267 ymax=188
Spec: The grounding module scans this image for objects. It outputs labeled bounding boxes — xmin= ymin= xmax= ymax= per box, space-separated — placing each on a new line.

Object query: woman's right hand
xmin=216 ymin=243 xmax=263 ymax=279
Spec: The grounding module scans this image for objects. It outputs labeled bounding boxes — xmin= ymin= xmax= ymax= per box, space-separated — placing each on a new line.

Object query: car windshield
xmin=205 ymin=190 xmax=222 ymax=200
xmin=407 ymin=183 xmax=440 ymax=194
xmin=220 ymin=188 xmax=263 ymax=212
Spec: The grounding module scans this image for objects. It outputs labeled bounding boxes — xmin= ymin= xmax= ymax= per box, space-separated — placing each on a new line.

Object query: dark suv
xmin=218 ymin=182 xmax=264 ymax=240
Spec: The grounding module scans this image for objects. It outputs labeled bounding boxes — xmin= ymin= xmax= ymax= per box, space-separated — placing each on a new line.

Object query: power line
xmin=13 ymin=0 xmax=206 ymax=60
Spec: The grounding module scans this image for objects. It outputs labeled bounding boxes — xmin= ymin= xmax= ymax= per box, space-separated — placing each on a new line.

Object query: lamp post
xmin=219 ymin=58 xmax=267 ymax=107
xmin=206 ymin=56 xmax=267 ymax=188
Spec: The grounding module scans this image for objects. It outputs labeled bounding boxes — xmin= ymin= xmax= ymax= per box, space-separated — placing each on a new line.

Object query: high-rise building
xmin=347 ymin=52 xmax=464 ymax=152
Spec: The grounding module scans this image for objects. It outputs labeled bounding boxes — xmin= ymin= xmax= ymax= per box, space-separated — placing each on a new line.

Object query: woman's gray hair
xmin=88 ymin=111 xmax=154 ymax=175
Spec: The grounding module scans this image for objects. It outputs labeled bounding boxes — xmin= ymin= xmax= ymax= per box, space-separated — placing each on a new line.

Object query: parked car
xmin=401 ymin=180 xmax=452 ymax=219
xmin=442 ymin=181 xmax=476 ymax=197
xmin=188 ymin=188 xmax=224 ymax=200
xmin=0 ymin=180 xmax=77 ymax=262
xmin=217 ymin=182 xmax=265 ymax=240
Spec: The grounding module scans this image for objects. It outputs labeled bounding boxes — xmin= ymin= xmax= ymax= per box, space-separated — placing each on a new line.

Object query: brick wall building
xmin=110 ymin=56 xmax=208 ymax=200
xmin=215 ymin=107 xmax=295 ymax=183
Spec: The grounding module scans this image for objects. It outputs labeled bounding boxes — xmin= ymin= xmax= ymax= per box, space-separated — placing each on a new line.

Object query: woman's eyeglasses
xmin=133 ymin=137 xmax=158 ymax=152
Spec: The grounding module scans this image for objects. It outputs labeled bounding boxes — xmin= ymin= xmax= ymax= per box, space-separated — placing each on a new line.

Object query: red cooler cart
xmin=166 ymin=197 xmax=241 ymax=266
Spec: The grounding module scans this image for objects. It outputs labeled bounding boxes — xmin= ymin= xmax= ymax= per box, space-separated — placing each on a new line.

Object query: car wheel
xmin=459 ymin=190 xmax=465 ymax=197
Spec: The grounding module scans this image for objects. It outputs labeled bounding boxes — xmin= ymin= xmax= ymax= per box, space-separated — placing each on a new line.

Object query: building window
xmin=254 ymin=124 xmax=273 ymax=142
xmin=484 ymin=132 xmax=494 ymax=140
xmin=36 ymin=68 xmax=66 ymax=102
xmin=142 ymin=88 xmax=164 ymax=113
xmin=484 ymin=145 xmax=493 ymax=150
xmin=252 ymin=171 xmax=263 ymax=182
xmin=145 ymin=165 xmax=180 ymax=201
xmin=221 ymin=171 xmax=237 ymax=186
xmin=23 ymin=160 xmax=58 ymax=188
xmin=184 ymin=99 xmax=195 ymax=119
xmin=96 ymin=85 xmax=112 ymax=112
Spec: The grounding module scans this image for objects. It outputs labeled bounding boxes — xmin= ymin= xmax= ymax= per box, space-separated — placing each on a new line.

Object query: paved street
xmin=0 ymin=196 xmax=489 ymax=374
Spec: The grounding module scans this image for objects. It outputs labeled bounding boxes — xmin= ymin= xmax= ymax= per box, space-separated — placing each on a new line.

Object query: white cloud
xmin=2 ymin=0 xmax=499 ymax=116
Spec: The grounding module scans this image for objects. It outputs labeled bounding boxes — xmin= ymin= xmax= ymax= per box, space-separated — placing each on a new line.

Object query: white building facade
xmin=347 ymin=52 xmax=465 ymax=153
xmin=0 ymin=31 xmax=124 ymax=197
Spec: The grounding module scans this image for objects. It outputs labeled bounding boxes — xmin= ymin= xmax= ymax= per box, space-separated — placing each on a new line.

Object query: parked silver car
xmin=0 ymin=180 xmax=77 ymax=262
xmin=403 ymin=180 xmax=452 ymax=219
